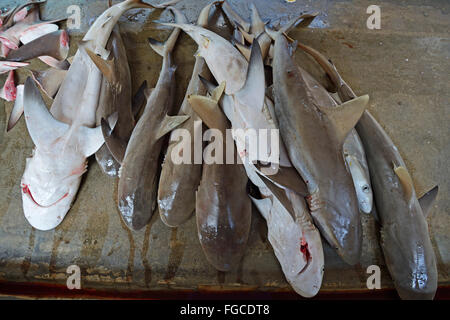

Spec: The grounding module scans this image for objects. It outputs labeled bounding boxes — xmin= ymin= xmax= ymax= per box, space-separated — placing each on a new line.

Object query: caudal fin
xmin=148 ymin=6 xmax=187 ymax=57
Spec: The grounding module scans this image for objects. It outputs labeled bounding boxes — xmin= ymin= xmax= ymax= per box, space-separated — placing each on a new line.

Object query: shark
xmin=19 ymin=0 xmax=170 ymax=231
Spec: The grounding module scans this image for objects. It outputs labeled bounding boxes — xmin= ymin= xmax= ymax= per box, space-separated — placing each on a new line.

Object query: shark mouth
xmin=21 ymin=183 xmax=68 ymax=208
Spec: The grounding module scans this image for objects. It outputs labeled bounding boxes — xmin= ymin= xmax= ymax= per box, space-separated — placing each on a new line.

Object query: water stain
xmin=163 ymin=228 xmax=185 ymax=281
xmin=116 ymin=207 xmax=135 ymax=283
xmin=235 ymin=257 xmax=245 ymax=284
xmin=79 ymin=208 xmax=110 ymax=267
xmin=141 ymin=219 xmax=155 ymax=287
xmin=217 ymin=270 xmax=225 ymax=284
xmin=20 ymin=228 xmax=35 ymax=279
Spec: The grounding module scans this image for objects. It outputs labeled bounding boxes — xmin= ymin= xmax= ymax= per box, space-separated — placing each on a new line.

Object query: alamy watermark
xmin=168 ymin=121 xmax=280 ymax=175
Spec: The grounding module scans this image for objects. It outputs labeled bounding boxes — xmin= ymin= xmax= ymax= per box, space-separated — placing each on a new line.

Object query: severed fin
xmin=156 ymin=114 xmax=190 ymax=140
xmin=131 ymin=80 xmax=148 ymax=118
xmin=7 ymin=84 xmax=24 ymax=132
xmin=418 ymin=185 xmax=438 ymax=217
xmin=85 ymin=48 xmax=116 ymax=84
xmin=188 ymin=94 xmax=228 ymax=132
xmin=234 ymin=41 xmax=251 ymax=61
xmin=0 ymin=70 xmax=16 ymax=102
xmin=23 ymin=77 xmax=68 ymax=148
xmin=234 ymin=39 xmax=265 ymax=112
xmin=256 ymin=171 xmax=296 ymax=221
xmin=250 ymin=196 xmax=272 ymax=220
xmin=19 ymin=24 xmax=59 ymax=45
xmin=321 ymin=94 xmax=369 ymax=145
xmin=393 ymin=165 xmax=414 ymax=201
xmin=255 ymin=164 xmax=308 ymax=197
xmin=29 ymin=67 xmax=67 ymax=99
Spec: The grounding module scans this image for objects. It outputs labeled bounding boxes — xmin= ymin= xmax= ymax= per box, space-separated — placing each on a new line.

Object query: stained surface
xmin=0 ymin=0 xmax=448 ymax=296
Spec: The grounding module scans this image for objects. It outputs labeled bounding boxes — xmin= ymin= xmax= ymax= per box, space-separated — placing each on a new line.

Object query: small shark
xmin=20 ymin=0 xmax=162 ymax=231
xmin=117 ymin=7 xmax=189 ymax=231
xmin=318 ymin=56 xmax=439 ymax=300
xmin=188 ymin=82 xmax=252 ymax=272
xmin=157 ymin=1 xmax=222 ymax=228
xmin=269 ymin=30 xmax=369 ymax=265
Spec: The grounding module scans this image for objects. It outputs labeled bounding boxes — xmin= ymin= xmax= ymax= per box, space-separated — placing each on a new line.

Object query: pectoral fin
xmin=234 ymin=39 xmax=265 ymax=112
xmin=23 ymin=77 xmax=68 ymax=147
xmin=7 ymin=84 xmax=24 ymax=132
xmin=394 ymin=165 xmax=414 ymax=201
xmin=78 ymin=125 xmax=105 ymax=157
xmin=30 ymin=67 xmax=67 ymax=99
xmin=101 ymin=117 xmax=126 ymax=163
xmin=155 ymin=114 xmax=190 ymax=140
xmin=255 ymin=165 xmax=308 ymax=197
xmin=256 ymin=171 xmax=296 ymax=221
xmin=321 ymin=95 xmax=369 ymax=145
xmin=85 ymin=48 xmax=116 ymax=84
xmin=418 ymin=185 xmax=438 ymax=217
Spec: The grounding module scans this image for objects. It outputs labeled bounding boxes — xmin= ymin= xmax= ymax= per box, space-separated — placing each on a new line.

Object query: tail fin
xmin=148 ymin=6 xmax=187 ymax=57
xmin=128 ymin=0 xmax=182 ymax=10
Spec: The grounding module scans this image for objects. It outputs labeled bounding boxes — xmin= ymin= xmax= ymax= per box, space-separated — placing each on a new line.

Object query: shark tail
xmin=128 ymin=0 xmax=182 ymax=10
xmin=148 ymin=6 xmax=187 ymax=57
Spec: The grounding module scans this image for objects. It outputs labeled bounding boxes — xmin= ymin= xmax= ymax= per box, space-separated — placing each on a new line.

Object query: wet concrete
xmin=0 ymin=0 xmax=448 ymax=296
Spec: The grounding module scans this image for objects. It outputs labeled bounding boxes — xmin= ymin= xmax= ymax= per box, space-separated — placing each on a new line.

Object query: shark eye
xmin=362 ymin=185 xmax=370 ymax=193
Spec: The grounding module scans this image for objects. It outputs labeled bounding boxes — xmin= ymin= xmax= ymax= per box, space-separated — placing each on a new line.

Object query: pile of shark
xmin=0 ymin=0 xmax=439 ymax=299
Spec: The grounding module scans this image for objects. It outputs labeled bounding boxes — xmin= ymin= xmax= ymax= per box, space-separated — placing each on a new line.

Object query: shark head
xmin=308 ymin=177 xmax=362 ymax=265
xmin=380 ymin=206 xmax=438 ymax=300
xmin=20 ymin=77 xmax=106 ymax=230
xmin=21 ymin=147 xmax=84 ymax=231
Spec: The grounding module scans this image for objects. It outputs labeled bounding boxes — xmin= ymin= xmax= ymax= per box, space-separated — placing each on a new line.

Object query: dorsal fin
xmin=85 ymin=48 xmax=116 ymax=84
xmin=394 ymin=165 xmax=414 ymax=200
xmin=23 ymin=77 xmax=68 ymax=148
xmin=418 ymin=185 xmax=438 ymax=217
xmin=188 ymin=86 xmax=228 ymax=133
xmin=234 ymin=39 xmax=265 ymax=112
xmin=320 ymin=94 xmax=369 ymax=145
xmin=155 ymin=114 xmax=190 ymax=140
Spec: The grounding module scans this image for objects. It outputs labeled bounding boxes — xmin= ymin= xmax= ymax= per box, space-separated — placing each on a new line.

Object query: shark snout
xmin=310 ymin=202 xmax=361 ymax=265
